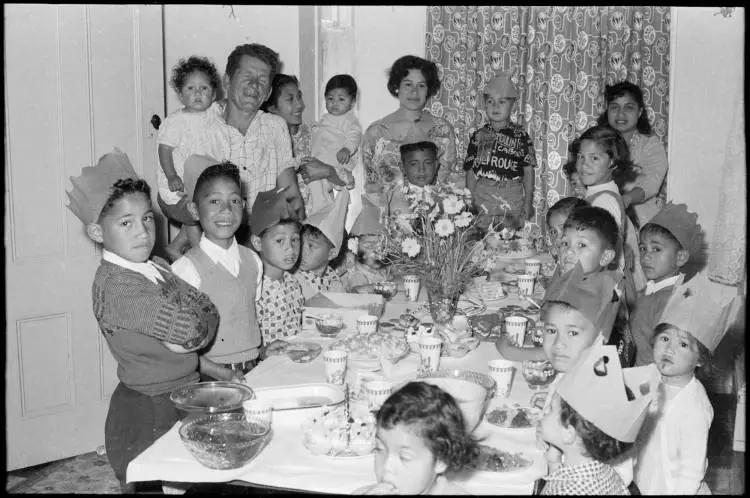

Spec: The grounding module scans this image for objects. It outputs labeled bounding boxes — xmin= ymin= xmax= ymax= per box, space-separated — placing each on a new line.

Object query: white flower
xmin=347 ymin=237 xmax=359 ymax=253
xmin=401 ymin=237 xmax=421 ymax=257
xmin=454 ymin=211 xmax=473 ymax=228
xmin=443 ymin=195 xmax=462 ymax=215
xmin=434 ymin=218 xmax=455 ymax=237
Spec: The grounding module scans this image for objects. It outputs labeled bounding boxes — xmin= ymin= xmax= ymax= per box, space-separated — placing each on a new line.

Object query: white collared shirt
xmin=102 ymin=249 xmax=165 ymax=284
xmin=644 ymin=273 xmax=684 ymax=296
xmin=171 ymin=235 xmax=262 ymax=297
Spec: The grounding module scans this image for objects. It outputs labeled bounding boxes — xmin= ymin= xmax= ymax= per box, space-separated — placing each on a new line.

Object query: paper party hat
xmin=647 ymin=202 xmax=701 ymax=255
xmin=182 ymin=154 xmax=223 ymax=202
xmin=303 ymin=189 xmax=350 ymax=253
xmin=349 ymin=195 xmax=384 ymax=236
xmin=249 ymin=186 xmax=292 ymax=236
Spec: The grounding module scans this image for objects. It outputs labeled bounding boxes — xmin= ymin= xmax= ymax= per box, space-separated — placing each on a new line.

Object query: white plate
xmin=253 ymin=383 xmax=345 ymax=410
xmin=485 ymin=405 xmax=541 ymax=432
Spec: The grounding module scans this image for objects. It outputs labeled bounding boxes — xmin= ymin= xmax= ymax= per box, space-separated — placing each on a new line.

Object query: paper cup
xmin=524 ymin=258 xmax=542 ymax=277
xmin=505 ymin=316 xmax=529 ymax=347
xmin=243 ymin=398 xmax=273 ymax=426
xmin=403 ymin=275 xmax=421 ymax=302
xmin=357 ymin=314 xmax=378 ymax=335
xmin=323 ymin=350 xmax=348 ymax=385
xmin=488 ymin=359 xmax=515 ymax=398
xmin=418 ymin=336 xmax=443 ymax=374
xmin=517 ymin=274 xmax=536 ymax=297
xmin=366 ymin=380 xmax=393 ymax=412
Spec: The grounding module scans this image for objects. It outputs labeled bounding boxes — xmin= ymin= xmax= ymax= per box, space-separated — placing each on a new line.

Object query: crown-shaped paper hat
xmin=249 ymin=186 xmax=292 ymax=236
xmin=66 ymin=148 xmax=140 ymax=224
xmin=182 ymin=154 xmax=222 ymax=202
xmin=482 ymin=72 xmax=519 ymax=99
xmin=658 ymin=271 xmax=733 ymax=352
xmin=647 ymin=202 xmax=701 ymax=255
xmin=349 ymin=195 xmax=384 ymax=236
xmin=544 ymin=263 xmax=621 ymax=340
xmin=303 ymin=189 xmax=350 ymax=253
xmin=557 ymin=344 xmax=657 ymax=443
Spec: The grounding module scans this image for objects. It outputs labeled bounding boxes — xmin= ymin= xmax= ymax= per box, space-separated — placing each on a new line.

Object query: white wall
xmin=667 ymin=7 xmax=745 ymax=246
xmin=163 ymin=5 xmax=300 ymax=114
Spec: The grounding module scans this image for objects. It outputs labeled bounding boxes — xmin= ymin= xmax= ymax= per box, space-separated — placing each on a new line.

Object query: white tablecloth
xmin=127 ymin=267 xmax=551 ymax=495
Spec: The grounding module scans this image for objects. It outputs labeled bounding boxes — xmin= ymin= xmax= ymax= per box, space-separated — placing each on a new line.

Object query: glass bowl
xmin=373 ymin=281 xmax=398 ymax=300
xmin=179 ymin=413 xmax=271 ymax=470
xmin=170 ymin=381 xmax=255 ymax=422
xmin=521 ymin=360 xmax=556 ymax=390
xmin=315 ymin=313 xmax=345 ymax=337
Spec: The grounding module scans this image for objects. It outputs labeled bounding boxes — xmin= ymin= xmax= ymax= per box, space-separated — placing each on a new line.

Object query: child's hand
xmin=167 ymin=175 xmax=184 ymax=193
xmin=336 ymin=147 xmax=352 ymax=165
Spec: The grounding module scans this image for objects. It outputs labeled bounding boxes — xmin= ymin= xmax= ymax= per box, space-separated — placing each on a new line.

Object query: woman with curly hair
xmin=354 ymin=381 xmax=479 ymax=494
xmin=362 ymin=55 xmax=458 ymax=214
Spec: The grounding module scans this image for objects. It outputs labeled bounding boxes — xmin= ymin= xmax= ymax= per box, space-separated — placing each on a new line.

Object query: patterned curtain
xmin=425 ymin=6 xmax=671 ymax=235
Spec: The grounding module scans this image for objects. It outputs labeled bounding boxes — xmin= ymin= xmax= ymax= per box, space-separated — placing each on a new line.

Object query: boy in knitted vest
xmin=172 ymin=157 xmax=264 ymax=381
xmin=65 ymin=149 xmax=219 ymax=489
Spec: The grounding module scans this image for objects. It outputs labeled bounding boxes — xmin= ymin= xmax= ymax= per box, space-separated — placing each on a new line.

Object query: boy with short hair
xmin=66 ymin=150 xmax=219 ymax=489
xmin=538 ymin=344 xmax=655 ymax=495
xmin=293 ymin=189 xmax=348 ymax=300
xmin=386 ymin=140 xmax=440 ymax=216
xmin=464 ymin=72 xmax=537 ymax=229
xmin=250 ymin=187 xmax=305 ymax=343
xmin=172 ymin=157 xmax=264 ymax=381
xmin=630 ymin=202 xmax=701 ymax=366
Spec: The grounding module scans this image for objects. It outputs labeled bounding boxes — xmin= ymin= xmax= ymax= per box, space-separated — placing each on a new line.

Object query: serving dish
xmin=301 ymin=404 xmax=376 ymax=458
xmin=252 ymin=383 xmax=345 ymax=410
xmin=170 ymin=381 xmax=255 ymax=416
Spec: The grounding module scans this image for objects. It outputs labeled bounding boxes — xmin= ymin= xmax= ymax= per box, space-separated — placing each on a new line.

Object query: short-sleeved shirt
xmin=463 ymin=123 xmax=536 ymax=181
xmin=257 ymin=272 xmax=304 ymax=343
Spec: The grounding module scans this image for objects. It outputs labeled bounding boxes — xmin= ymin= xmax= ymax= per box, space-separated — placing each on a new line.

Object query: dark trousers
xmin=104 ymin=382 xmax=184 ymax=484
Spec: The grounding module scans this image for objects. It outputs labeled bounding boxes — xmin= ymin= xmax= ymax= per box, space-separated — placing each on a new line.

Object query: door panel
xmin=5 ymin=4 xmax=165 ymax=470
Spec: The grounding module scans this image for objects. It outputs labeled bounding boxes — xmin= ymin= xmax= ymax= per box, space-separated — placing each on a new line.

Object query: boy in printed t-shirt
xmin=172 ymin=157 xmax=264 ymax=381
xmin=630 ymin=202 xmax=702 ymax=366
xmin=66 ymin=150 xmax=219 ymax=490
xmin=250 ymin=187 xmax=305 ymax=343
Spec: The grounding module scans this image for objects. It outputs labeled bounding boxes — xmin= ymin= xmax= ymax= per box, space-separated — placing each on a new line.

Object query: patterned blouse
xmin=541 ymin=461 xmax=629 ymax=495
xmin=257 ymin=272 xmax=304 ymax=343
xmin=463 ymin=123 xmax=537 ymax=181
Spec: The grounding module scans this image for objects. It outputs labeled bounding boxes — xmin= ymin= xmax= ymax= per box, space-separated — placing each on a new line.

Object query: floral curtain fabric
xmin=425 ymin=6 xmax=671 ymax=233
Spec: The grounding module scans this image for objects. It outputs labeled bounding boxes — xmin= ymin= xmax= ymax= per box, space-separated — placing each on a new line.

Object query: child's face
xmin=576 ymin=139 xmax=613 ymax=187
xmin=402 ymin=150 xmax=438 ymax=187
xmin=547 ymin=211 xmax=567 ymax=257
xmin=639 ymin=231 xmax=688 ymax=282
xmin=483 ymin=91 xmax=514 ymax=125
xmin=191 ymin=177 xmax=244 ymax=249
xmin=569 ymin=172 xmax=587 ymax=197
xmin=374 ymin=424 xmax=447 ymax=495
xmin=94 ymin=192 xmax=155 ymax=263
xmin=179 ymin=71 xmax=215 ymax=113
xmin=271 ymin=82 xmax=305 ymax=126
xmin=607 ymin=93 xmax=641 ymax=136
xmin=559 ymin=224 xmax=615 ymax=274
xmin=540 ymin=393 xmax=573 ymax=450
xmin=652 ymin=326 xmax=701 ymax=382
xmin=299 ymin=232 xmax=335 ymax=272
xmin=542 ymin=303 xmax=601 ymax=373
xmin=325 ymin=88 xmax=354 ymax=116
xmin=255 ymin=224 xmax=301 ymax=272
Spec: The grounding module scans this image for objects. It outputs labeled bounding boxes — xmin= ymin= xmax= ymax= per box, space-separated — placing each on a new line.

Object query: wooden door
xmin=4 ymin=4 xmax=165 ymax=470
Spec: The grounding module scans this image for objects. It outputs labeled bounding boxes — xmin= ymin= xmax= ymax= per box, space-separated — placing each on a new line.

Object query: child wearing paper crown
xmin=250 ymin=187 xmax=305 ymax=343
xmin=630 ymin=202 xmax=700 ymax=367
xmin=463 ymin=72 xmax=537 ymax=230
xmin=171 ymin=158 xmax=264 ymax=382
xmin=342 ymin=195 xmax=390 ymax=292
xmin=633 ymin=272 xmax=730 ymax=495
xmin=292 ymin=188 xmax=348 ymax=300
xmin=65 ymin=150 xmax=219 ymax=488
xmin=537 ymin=344 xmax=655 ymax=495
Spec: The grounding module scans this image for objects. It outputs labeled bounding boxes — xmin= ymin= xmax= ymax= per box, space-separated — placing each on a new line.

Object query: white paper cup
xmin=505 ymin=316 xmax=529 ymax=347
xmin=403 ymin=275 xmax=421 ymax=302
xmin=357 ymin=314 xmax=378 ymax=335
xmin=243 ymin=398 xmax=273 ymax=426
xmin=366 ymin=380 xmax=393 ymax=412
xmin=488 ymin=359 xmax=515 ymax=398
xmin=323 ymin=350 xmax=348 ymax=385
xmin=517 ymin=274 xmax=536 ymax=297
xmin=524 ymin=258 xmax=542 ymax=277
xmin=418 ymin=336 xmax=443 ymax=374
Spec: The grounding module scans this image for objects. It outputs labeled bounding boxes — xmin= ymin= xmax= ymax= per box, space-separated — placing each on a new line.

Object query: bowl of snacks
xmin=373 ymin=281 xmax=398 ymax=300
xmin=315 ymin=313 xmax=345 ymax=337
xmin=418 ymin=369 xmax=495 ymax=432
xmin=179 ymin=413 xmax=271 ymax=470
xmin=521 ymin=360 xmax=556 ymax=390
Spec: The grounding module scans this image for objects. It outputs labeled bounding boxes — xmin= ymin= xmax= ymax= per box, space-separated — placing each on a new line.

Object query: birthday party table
xmin=127 ymin=255 xmax=554 ymax=495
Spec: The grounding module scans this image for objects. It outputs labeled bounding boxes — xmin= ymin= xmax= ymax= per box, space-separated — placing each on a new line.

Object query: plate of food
xmin=329 ymin=332 xmax=409 ymax=371
xmin=468 ymin=444 xmax=535 ymax=473
xmin=265 ymin=340 xmax=323 ymax=363
xmin=486 ymin=404 xmax=542 ymax=431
